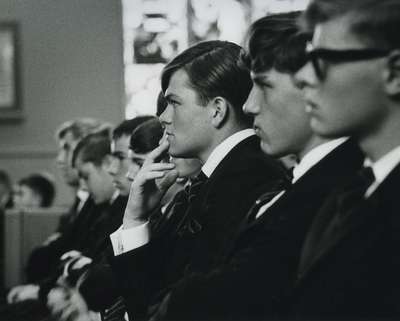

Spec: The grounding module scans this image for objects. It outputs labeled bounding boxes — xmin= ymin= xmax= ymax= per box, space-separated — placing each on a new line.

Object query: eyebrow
xmin=111 ymin=151 xmax=126 ymax=157
xmin=251 ymin=74 xmax=270 ymax=86
xmin=164 ymin=93 xmax=180 ymax=103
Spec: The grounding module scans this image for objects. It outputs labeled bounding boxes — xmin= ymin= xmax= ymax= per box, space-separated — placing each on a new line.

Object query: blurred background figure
xmin=0 ymin=170 xmax=13 ymax=210
xmin=22 ymin=119 xmax=112 ymax=285
xmin=13 ymin=173 xmax=56 ymax=209
xmin=46 ymin=118 xmax=202 ymax=321
xmin=108 ymin=115 xmax=155 ymax=197
xmin=55 ymin=118 xmax=112 ymax=191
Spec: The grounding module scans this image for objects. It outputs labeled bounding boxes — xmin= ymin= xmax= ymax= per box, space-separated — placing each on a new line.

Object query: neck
xmin=198 ymin=125 xmax=249 ymax=163
xmin=358 ymin=112 xmax=400 ymax=162
xmin=297 ymin=135 xmax=330 ymax=161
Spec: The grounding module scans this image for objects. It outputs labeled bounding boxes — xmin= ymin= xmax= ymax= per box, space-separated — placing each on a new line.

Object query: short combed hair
xmin=302 ymin=0 xmax=400 ymax=49
xmin=156 ymin=91 xmax=168 ymax=117
xmin=19 ymin=173 xmax=56 ymax=207
xmin=129 ymin=118 xmax=164 ymax=154
xmin=0 ymin=170 xmax=12 ymax=190
xmin=72 ymin=133 xmax=111 ymax=168
xmin=241 ymin=11 xmax=309 ymax=74
xmin=56 ymin=118 xmax=112 ymax=141
xmin=112 ymin=116 xmax=155 ymax=140
xmin=161 ymin=40 xmax=253 ymax=123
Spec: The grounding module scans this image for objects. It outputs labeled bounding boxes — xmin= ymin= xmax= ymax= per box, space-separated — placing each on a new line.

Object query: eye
xmin=254 ymin=78 xmax=273 ymax=90
xmin=260 ymin=81 xmax=273 ymax=89
xmin=168 ymin=99 xmax=180 ymax=108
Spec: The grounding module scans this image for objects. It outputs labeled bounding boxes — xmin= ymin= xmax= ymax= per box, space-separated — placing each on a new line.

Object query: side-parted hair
xmin=112 ymin=116 xmax=155 ymax=140
xmin=241 ymin=11 xmax=309 ymax=74
xmin=18 ymin=173 xmax=56 ymax=207
xmin=301 ymin=0 xmax=400 ymax=49
xmin=0 ymin=170 xmax=12 ymax=190
xmin=72 ymin=133 xmax=111 ymax=168
xmin=161 ymin=40 xmax=253 ymax=123
xmin=156 ymin=91 xmax=168 ymax=117
xmin=56 ymin=118 xmax=112 ymax=141
xmin=129 ymin=118 xmax=164 ymax=154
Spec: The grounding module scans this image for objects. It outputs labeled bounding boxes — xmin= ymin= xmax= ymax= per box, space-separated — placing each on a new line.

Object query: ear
xmin=209 ymin=97 xmax=229 ymax=128
xmin=31 ymin=191 xmax=43 ymax=207
xmin=384 ymin=50 xmax=400 ymax=97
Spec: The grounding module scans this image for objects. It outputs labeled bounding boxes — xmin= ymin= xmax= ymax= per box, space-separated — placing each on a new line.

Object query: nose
xmin=159 ymin=104 xmax=172 ymax=125
xmin=243 ymin=87 xmax=261 ymax=115
xmin=56 ymin=151 xmax=66 ymax=166
xmin=126 ymin=163 xmax=140 ymax=182
xmin=293 ymin=62 xmax=316 ymax=90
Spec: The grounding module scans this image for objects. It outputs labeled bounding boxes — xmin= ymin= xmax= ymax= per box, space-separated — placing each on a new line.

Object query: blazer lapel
xmin=243 ymin=140 xmax=362 ymax=233
xmin=298 ymin=163 xmax=400 ymax=283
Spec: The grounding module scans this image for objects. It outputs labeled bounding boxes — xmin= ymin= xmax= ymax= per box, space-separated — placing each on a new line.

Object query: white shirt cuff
xmin=110 ymin=222 xmax=150 ymax=255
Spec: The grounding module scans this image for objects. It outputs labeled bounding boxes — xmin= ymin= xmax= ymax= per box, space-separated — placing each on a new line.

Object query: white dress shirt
xmin=76 ymin=189 xmax=89 ymax=213
xmin=255 ymin=138 xmax=347 ymax=219
xmin=365 ymin=145 xmax=400 ymax=197
xmin=110 ymin=129 xmax=256 ymax=255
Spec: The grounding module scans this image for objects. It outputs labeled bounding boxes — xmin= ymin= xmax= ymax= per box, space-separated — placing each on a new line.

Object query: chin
xmin=169 ymin=148 xmax=185 ymax=159
xmin=260 ymin=142 xmax=275 ymax=156
xmin=311 ymin=120 xmax=343 ymax=139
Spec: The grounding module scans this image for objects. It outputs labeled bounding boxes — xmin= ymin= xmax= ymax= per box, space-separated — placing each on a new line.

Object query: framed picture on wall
xmin=0 ymin=22 xmax=22 ymax=120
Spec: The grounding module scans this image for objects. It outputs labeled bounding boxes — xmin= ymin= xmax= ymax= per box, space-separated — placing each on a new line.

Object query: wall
xmin=0 ymin=0 xmax=125 ymax=205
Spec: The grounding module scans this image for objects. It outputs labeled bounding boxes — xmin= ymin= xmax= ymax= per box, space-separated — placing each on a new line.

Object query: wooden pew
xmin=3 ymin=207 xmax=67 ymax=288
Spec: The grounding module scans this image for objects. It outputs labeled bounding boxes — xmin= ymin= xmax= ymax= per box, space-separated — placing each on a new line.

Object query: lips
xmin=304 ymin=97 xmax=318 ymax=114
xmin=253 ymin=124 xmax=262 ymax=137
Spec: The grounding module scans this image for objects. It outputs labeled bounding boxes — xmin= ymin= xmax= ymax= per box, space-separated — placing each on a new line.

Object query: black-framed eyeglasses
xmin=305 ymin=41 xmax=391 ymax=80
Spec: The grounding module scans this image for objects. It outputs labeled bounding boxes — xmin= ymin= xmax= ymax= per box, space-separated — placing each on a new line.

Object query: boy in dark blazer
xmin=291 ymin=0 xmax=400 ymax=319
xmin=151 ymin=12 xmax=364 ymax=321
xmin=108 ymin=40 xmax=287 ymax=319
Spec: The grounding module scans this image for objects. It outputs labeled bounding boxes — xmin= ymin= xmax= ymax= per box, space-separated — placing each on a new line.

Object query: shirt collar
xmin=77 ymin=189 xmax=89 ymax=202
xmin=364 ymin=145 xmax=400 ymax=186
xmin=202 ymin=129 xmax=255 ymax=177
xmin=292 ymin=137 xmax=347 ymax=183
xmin=110 ymin=190 xmax=120 ymax=204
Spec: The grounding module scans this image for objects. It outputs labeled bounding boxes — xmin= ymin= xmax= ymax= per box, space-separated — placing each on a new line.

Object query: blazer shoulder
xmin=211 ymin=135 xmax=287 ymax=180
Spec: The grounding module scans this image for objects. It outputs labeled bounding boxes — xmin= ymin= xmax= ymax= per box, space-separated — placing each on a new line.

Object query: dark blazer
xmin=109 ymin=135 xmax=288 ymax=319
xmin=25 ymin=197 xmax=95 ymax=282
xmin=290 ymin=162 xmax=400 ymax=320
xmin=38 ymin=196 xmax=127 ymax=301
xmin=162 ymin=139 xmax=365 ymax=321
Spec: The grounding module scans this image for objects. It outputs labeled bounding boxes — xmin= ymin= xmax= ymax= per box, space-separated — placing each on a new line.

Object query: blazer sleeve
xmin=163 ymin=224 xmax=296 ymax=321
xmin=109 ymin=231 xmax=179 ymax=318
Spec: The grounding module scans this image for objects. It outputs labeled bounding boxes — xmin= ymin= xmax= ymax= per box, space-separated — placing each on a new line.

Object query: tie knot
xmin=288 ymin=166 xmax=295 ymax=182
xmin=357 ymin=166 xmax=375 ymax=189
xmin=191 ymin=171 xmax=207 ymax=186
xmin=186 ymin=171 xmax=207 ymax=201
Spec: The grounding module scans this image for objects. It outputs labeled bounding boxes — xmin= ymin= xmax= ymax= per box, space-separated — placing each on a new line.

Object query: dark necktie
xmin=161 ymin=171 xmax=207 ymax=236
xmin=187 ymin=171 xmax=208 ymax=201
xmin=306 ymin=166 xmax=375 ymax=262
xmin=327 ymin=166 xmax=375 ymax=230
xmin=176 ymin=171 xmax=207 ymax=235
